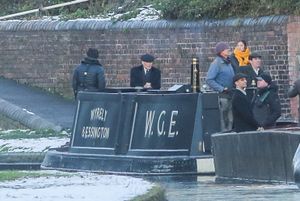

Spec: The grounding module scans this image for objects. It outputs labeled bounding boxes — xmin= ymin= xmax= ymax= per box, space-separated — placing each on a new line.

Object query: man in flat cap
xmin=130 ymin=54 xmax=161 ymax=89
xmin=232 ymin=73 xmax=260 ymax=132
xmin=237 ymin=52 xmax=264 ymax=101
xmin=252 ymin=73 xmax=281 ymax=129
xmin=206 ymin=42 xmax=235 ymax=132
xmin=72 ymin=48 xmax=106 ymax=98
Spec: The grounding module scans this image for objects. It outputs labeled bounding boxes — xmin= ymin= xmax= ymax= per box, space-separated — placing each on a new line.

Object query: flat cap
xmin=257 ymin=73 xmax=272 ymax=85
xmin=233 ymin=73 xmax=248 ymax=83
xmin=249 ymin=52 xmax=262 ymax=60
xmin=141 ymin=54 xmax=155 ymax=62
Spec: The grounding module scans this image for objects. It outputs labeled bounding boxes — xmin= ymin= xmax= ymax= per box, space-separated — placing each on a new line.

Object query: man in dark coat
xmin=287 ymin=78 xmax=300 ymax=125
xmin=288 ymin=79 xmax=300 ymax=98
xmin=232 ymin=73 xmax=260 ymax=132
xmin=237 ymin=52 xmax=264 ymax=101
xmin=72 ymin=48 xmax=106 ymax=98
xmin=252 ymin=73 xmax=281 ymax=129
xmin=130 ymin=54 xmax=161 ymax=89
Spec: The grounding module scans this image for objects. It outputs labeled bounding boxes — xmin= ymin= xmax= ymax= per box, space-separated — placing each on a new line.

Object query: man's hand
xmin=144 ymin=82 xmax=152 ymax=89
xmin=257 ymin=127 xmax=264 ymax=131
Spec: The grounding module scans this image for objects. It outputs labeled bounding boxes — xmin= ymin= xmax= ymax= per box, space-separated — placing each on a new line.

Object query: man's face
xmin=220 ymin=48 xmax=231 ymax=58
xmin=235 ymin=78 xmax=247 ymax=89
xmin=142 ymin=61 xmax=153 ymax=70
xmin=249 ymin=57 xmax=262 ymax=69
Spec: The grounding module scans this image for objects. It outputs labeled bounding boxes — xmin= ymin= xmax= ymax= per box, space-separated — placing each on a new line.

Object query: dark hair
xmin=239 ymin=40 xmax=247 ymax=49
xmin=87 ymin=48 xmax=99 ymax=59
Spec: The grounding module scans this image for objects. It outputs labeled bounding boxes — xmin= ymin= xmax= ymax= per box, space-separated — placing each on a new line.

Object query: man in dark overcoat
xmin=237 ymin=52 xmax=264 ymax=101
xmin=232 ymin=73 xmax=260 ymax=132
xmin=72 ymin=48 xmax=106 ymax=98
xmin=252 ymin=73 xmax=281 ymax=129
xmin=287 ymin=78 xmax=300 ymax=125
xmin=130 ymin=54 xmax=161 ymax=89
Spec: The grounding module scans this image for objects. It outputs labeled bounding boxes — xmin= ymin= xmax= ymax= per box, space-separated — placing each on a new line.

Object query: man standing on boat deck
xmin=237 ymin=52 xmax=264 ymax=101
xmin=232 ymin=73 xmax=260 ymax=132
xmin=252 ymin=73 xmax=281 ymax=129
xmin=206 ymin=42 xmax=235 ymax=132
xmin=72 ymin=48 xmax=106 ymax=98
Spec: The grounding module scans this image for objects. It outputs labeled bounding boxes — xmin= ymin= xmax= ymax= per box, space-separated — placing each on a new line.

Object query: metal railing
xmin=0 ymin=0 xmax=89 ymax=20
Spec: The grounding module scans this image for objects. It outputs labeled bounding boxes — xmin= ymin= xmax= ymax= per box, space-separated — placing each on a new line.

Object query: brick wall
xmin=0 ymin=16 xmax=297 ymax=120
xmin=287 ymin=16 xmax=300 ymax=120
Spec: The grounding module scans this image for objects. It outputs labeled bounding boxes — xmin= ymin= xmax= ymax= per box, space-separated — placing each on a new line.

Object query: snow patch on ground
xmin=0 ymin=137 xmax=68 ymax=152
xmin=0 ymin=133 xmax=156 ymax=200
xmin=0 ymin=171 xmax=154 ymax=201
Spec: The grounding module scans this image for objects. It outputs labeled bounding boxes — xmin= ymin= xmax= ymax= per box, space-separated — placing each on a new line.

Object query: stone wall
xmin=212 ymin=130 xmax=300 ymax=183
xmin=0 ymin=16 xmax=297 ymax=120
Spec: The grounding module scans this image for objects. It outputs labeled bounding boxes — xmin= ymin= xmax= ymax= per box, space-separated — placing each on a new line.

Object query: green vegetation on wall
xmin=0 ymin=0 xmax=299 ymax=20
xmin=156 ymin=0 xmax=300 ymax=20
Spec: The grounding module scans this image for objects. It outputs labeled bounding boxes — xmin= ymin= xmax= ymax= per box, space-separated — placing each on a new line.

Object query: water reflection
xmin=148 ymin=176 xmax=300 ymax=201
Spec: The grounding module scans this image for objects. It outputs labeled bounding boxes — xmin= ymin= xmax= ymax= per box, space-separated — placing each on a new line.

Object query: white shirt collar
xmin=144 ymin=68 xmax=150 ymax=74
xmin=253 ymin=67 xmax=260 ymax=75
xmin=236 ymin=87 xmax=247 ymax=95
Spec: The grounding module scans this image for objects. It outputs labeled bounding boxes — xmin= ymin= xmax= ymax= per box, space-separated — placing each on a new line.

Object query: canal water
xmin=151 ymin=176 xmax=300 ymax=201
